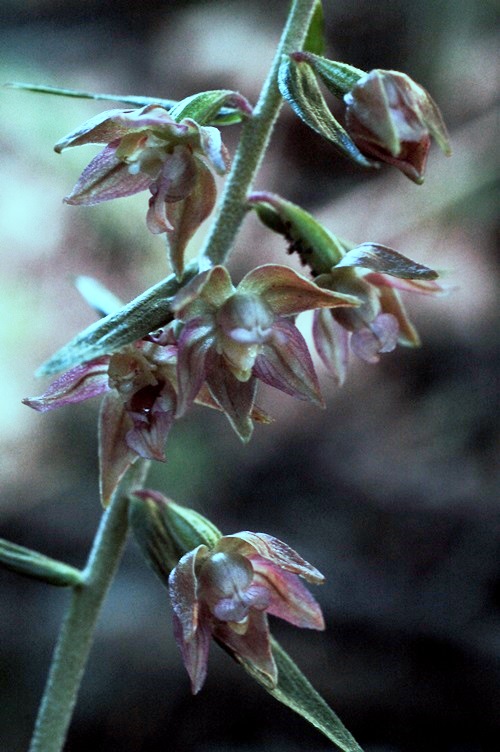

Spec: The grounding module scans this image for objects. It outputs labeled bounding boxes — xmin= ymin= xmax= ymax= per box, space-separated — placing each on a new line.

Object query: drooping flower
xmin=168 ymin=531 xmax=325 ymax=693
xmin=23 ymin=340 xmax=179 ymax=503
xmin=172 ymin=264 xmax=359 ymax=440
xmin=54 ymin=104 xmax=229 ymax=243
xmin=312 ymin=243 xmax=444 ymax=384
xmin=344 ymin=69 xmax=451 ymax=183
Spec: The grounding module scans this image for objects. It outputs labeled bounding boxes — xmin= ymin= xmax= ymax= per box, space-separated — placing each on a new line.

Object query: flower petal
xmin=64 ymin=143 xmax=152 ymax=205
xmin=312 ymin=309 xmax=350 ymax=386
xmin=23 ymin=357 xmax=110 ymax=412
xmin=172 ymin=609 xmax=212 ymax=695
xmin=251 ymin=556 xmax=325 ymax=630
xmin=239 ymin=264 xmax=359 ymax=316
xmin=220 ymin=532 xmax=325 ymax=584
xmin=377 ymin=284 xmax=421 ymax=347
xmin=213 ymin=610 xmax=277 ymax=689
xmin=172 ymin=266 xmax=234 ymax=317
xmin=176 ymin=318 xmax=214 ymax=416
xmin=169 ymin=545 xmax=208 ymax=642
xmin=98 ymin=390 xmax=138 ymax=506
xmin=335 ymin=243 xmax=438 ymax=280
xmin=350 ymin=312 xmax=399 ymax=363
xmin=54 ymin=108 xmax=136 ymax=152
xmin=205 ymin=359 xmax=257 ymax=442
xmin=254 ymin=318 xmax=324 ymax=407
xmin=125 ymin=381 xmax=176 ymax=461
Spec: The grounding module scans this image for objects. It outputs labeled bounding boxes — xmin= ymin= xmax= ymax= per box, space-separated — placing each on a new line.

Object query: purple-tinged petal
xmin=213 ymin=609 xmax=277 ymax=689
xmin=254 ymin=318 xmax=324 ymax=407
xmin=164 ymin=158 xmax=217 ymax=277
xmin=251 ymin=556 xmax=325 ymax=629
xmin=64 ymin=143 xmax=153 ymax=205
xmin=350 ymin=313 xmax=399 ymax=363
xmin=23 ymin=357 xmax=110 ymax=412
xmin=335 ymin=243 xmax=438 ymax=280
xmin=195 ymin=121 xmax=229 ymax=174
xmin=172 ymin=609 xmax=212 ymax=695
xmin=54 ymin=108 xmax=136 ymax=152
xmin=176 ymin=319 xmax=214 ymax=416
xmin=364 ymin=271 xmax=445 ymax=295
xmin=169 ymin=546 xmax=208 ymax=642
xmin=112 ymin=105 xmax=186 ymax=134
xmin=220 ymin=533 xmax=325 ymax=584
xmin=239 ymin=264 xmax=359 ymax=316
xmin=98 ymin=390 xmax=138 ymax=506
xmin=172 ymin=266 xmax=234 ymax=317
xmin=205 ymin=358 xmax=257 ymax=442
xmin=125 ymin=381 xmax=176 ymax=461
xmin=312 ymin=309 xmax=350 ymax=386
xmin=377 ymin=284 xmax=421 ymax=347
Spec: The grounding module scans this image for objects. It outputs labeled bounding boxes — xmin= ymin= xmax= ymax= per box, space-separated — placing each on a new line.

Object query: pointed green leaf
xmin=0 ymin=537 xmax=83 ymax=587
xmin=5 ymin=83 xmax=247 ymax=126
xmin=303 ymin=1 xmax=325 ymax=56
xmin=242 ymin=637 xmax=364 ymax=751
xmin=292 ymin=53 xmax=364 ymax=98
xmin=74 ymin=275 xmax=124 ymax=317
xmin=169 ymin=89 xmax=253 ymax=125
xmin=278 ymin=56 xmax=375 ymax=168
xmin=248 ymin=191 xmax=348 ymax=274
xmin=37 ymin=263 xmax=198 ymax=376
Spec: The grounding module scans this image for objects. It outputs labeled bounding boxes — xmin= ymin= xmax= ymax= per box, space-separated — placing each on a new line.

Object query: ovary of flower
xmin=197 ymin=551 xmax=270 ymax=629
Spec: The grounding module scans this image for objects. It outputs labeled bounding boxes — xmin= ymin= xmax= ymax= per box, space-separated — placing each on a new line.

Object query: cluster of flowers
xmin=23 ymin=63 xmax=449 ymax=691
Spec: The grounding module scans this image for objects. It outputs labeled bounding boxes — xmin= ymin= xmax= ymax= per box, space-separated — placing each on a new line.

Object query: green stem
xmin=28 ymin=461 xmax=148 ymax=752
xmin=199 ymin=0 xmax=318 ymax=269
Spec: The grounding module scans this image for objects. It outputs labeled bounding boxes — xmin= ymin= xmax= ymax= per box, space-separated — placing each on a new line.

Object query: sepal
xmin=0 ymin=537 xmax=83 ymax=587
xmin=168 ymin=89 xmax=253 ymax=125
xmin=278 ymin=54 xmax=375 ymax=168
xmin=290 ymin=52 xmax=364 ymax=98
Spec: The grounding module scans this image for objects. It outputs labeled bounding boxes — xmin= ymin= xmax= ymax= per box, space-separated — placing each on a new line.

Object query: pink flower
xmin=168 ymin=531 xmax=325 ymax=693
xmin=344 ymin=69 xmax=451 ymax=183
xmin=55 ymin=104 xmax=228 ymax=237
xmin=312 ymin=243 xmax=444 ymax=384
xmin=172 ymin=264 xmax=359 ymax=440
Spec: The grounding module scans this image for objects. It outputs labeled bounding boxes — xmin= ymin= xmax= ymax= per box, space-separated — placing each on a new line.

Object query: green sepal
xmin=37 ymin=262 xmax=198 ymax=376
xmin=129 ymin=491 xmax=222 ymax=585
xmin=248 ymin=191 xmax=348 ymax=275
xmin=303 ymin=0 xmax=325 ymax=56
xmin=169 ymin=89 xmax=253 ymax=125
xmin=242 ymin=637 xmax=364 ymax=752
xmin=277 ymin=55 xmax=374 ymax=168
xmin=291 ymin=53 xmax=364 ymax=98
xmin=4 ymin=83 xmax=247 ymax=126
xmin=0 ymin=537 xmax=83 ymax=587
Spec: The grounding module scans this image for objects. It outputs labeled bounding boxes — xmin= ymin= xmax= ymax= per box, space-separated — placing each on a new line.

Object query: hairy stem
xmin=28 ymin=461 xmax=148 ymax=752
xmin=199 ymin=0 xmax=318 ymax=269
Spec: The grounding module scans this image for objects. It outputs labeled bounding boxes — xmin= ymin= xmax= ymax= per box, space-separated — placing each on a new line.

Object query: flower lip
xmin=216 ymin=293 xmax=275 ymax=346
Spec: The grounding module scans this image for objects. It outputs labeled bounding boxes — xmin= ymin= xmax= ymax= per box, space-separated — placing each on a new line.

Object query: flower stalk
xmin=29 ymin=461 xmax=148 ymax=752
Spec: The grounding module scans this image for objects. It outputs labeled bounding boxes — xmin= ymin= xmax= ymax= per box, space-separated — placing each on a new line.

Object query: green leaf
xmin=73 ymin=275 xmax=124 ymax=317
xmin=242 ymin=637 xmax=365 ymax=752
xmin=5 ymin=83 xmax=247 ymax=126
xmin=303 ymin=0 xmax=325 ymax=56
xmin=0 ymin=537 xmax=83 ymax=587
xmin=168 ymin=89 xmax=253 ymax=125
xmin=294 ymin=53 xmax=364 ymax=98
xmin=37 ymin=263 xmax=198 ymax=376
xmin=277 ymin=56 xmax=374 ymax=168
xmin=248 ymin=191 xmax=348 ymax=274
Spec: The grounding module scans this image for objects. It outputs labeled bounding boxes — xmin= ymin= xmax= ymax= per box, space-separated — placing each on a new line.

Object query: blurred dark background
xmin=1 ymin=1 xmax=499 ymax=750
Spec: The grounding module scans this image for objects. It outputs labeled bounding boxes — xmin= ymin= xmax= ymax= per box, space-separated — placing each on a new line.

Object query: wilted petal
xmin=254 ymin=318 xmax=323 ymax=407
xmin=214 ymin=610 xmax=277 ymax=688
xmin=239 ymin=264 xmax=359 ymax=316
xmin=64 ymin=143 xmax=152 ymax=205
xmin=312 ymin=309 xmax=350 ymax=386
xmin=172 ymin=610 xmax=212 ymax=694
xmin=205 ymin=358 xmax=257 ymax=442
xmin=23 ymin=357 xmax=109 ymax=412
xmin=251 ymin=556 xmax=325 ymax=629
xmin=221 ymin=532 xmax=325 ymax=584
xmin=98 ymin=390 xmax=138 ymax=506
